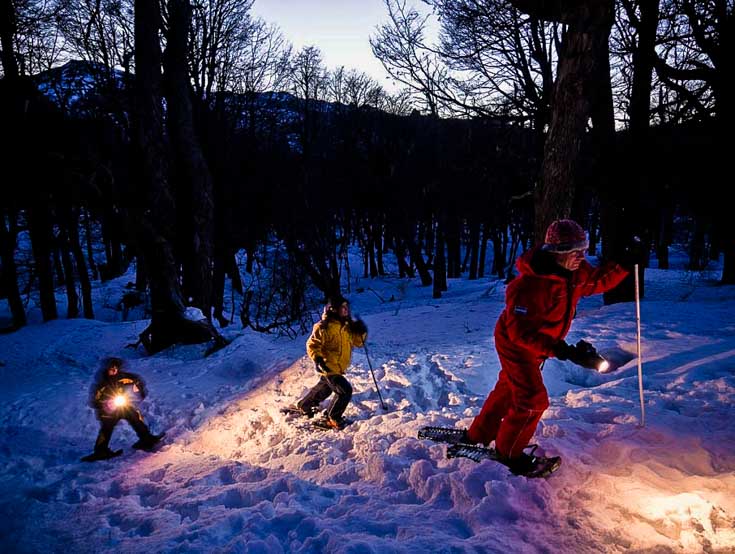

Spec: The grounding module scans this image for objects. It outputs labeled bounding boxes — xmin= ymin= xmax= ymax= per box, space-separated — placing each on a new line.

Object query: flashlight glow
xmin=598 ymin=360 xmax=610 ymax=373
xmin=113 ymin=394 xmax=127 ymax=407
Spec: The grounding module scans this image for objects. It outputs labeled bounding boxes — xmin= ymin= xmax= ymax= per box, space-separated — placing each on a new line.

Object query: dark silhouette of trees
xmin=0 ymin=0 xmax=727 ymax=338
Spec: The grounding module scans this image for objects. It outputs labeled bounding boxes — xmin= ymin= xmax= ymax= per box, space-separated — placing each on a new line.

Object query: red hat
xmin=541 ymin=219 xmax=588 ymax=253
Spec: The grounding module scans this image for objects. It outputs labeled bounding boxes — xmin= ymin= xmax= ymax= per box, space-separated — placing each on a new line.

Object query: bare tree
xmin=344 ymin=69 xmax=381 ymax=107
xmin=234 ymin=18 xmax=291 ymax=96
xmin=187 ymin=0 xmax=254 ymax=101
xmin=1 ymin=0 xmax=21 ymax=78
xmin=164 ymin=0 xmax=217 ymax=320
xmin=0 ymin=209 xmax=26 ymax=328
xmin=381 ymin=88 xmax=415 ymax=115
xmin=326 ymin=65 xmax=346 ymax=106
xmin=55 ymin=0 xmax=134 ymax=71
xmin=4 ymin=0 xmax=65 ymax=77
xmin=431 ymin=0 xmax=560 ymax=129
xmin=290 ymin=45 xmax=328 ymax=156
xmin=653 ymin=0 xmax=733 ymax=282
xmin=131 ymin=0 xmax=221 ymax=353
xmin=507 ymin=0 xmax=615 ymax=243
xmin=371 ymin=0 xmax=448 ymax=115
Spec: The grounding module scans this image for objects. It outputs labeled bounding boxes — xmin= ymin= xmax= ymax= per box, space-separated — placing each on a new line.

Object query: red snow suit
xmin=468 ymin=247 xmax=628 ymax=458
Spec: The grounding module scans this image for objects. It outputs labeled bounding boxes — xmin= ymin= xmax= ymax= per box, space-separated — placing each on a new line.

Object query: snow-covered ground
xmin=1 ymin=255 xmax=734 ymax=553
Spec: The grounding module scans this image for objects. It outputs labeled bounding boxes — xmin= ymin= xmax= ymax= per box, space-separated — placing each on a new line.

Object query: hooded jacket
xmin=494 ymin=248 xmax=628 ymax=362
xmin=306 ymin=313 xmax=367 ymax=375
xmin=89 ymin=370 xmax=147 ymax=415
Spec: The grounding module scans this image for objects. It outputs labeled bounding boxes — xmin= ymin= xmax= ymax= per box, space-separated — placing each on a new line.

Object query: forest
xmin=0 ymin=0 xmax=730 ymax=352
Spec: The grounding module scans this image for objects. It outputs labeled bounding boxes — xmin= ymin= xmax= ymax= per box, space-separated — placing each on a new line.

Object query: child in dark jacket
xmin=85 ymin=357 xmax=162 ymax=460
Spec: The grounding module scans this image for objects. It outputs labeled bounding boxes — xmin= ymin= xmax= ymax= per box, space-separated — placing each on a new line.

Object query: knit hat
xmin=103 ymin=357 xmax=124 ymax=370
xmin=327 ymin=294 xmax=348 ymax=311
xmin=541 ymin=219 xmax=589 ymax=253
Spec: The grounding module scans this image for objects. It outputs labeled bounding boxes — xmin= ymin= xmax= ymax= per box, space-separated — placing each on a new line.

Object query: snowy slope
xmin=1 ymin=263 xmax=734 ymax=553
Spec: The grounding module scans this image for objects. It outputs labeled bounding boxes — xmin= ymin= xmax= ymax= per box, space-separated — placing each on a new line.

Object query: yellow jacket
xmin=306 ymin=315 xmax=367 ymax=375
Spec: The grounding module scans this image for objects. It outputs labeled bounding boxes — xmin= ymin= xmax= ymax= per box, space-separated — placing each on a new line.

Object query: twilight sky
xmin=251 ymin=0 xmax=437 ymax=93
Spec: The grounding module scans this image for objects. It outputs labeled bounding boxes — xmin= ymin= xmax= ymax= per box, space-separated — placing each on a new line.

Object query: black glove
xmin=568 ymin=340 xmax=607 ymax=370
xmin=350 ymin=318 xmax=368 ymax=335
xmin=552 ymin=340 xmax=573 ymax=361
xmin=314 ymin=356 xmax=330 ymax=375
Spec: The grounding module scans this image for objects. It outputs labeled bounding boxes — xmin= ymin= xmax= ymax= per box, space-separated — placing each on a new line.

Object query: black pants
xmin=94 ymin=408 xmax=152 ymax=453
xmin=298 ymin=374 xmax=352 ymax=420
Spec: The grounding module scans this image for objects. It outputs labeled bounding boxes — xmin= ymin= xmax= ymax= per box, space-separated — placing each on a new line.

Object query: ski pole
xmin=363 ymin=343 xmax=387 ymax=410
xmin=634 ymin=264 xmax=645 ymax=426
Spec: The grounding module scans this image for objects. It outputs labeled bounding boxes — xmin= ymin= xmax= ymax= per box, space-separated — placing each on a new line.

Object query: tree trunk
xmin=687 ymin=217 xmax=708 ymax=271
xmin=52 ymin=243 xmax=65 ymax=287
xmin=722 ymin=239 xmax=735 ymax=283
xmin=68 ymin=206 xmax=94 ymax=318
xmin=212 ymin=249 xmax=228 ymax=327
xmin=0 ymin=208 xmax=25 ymax=328
xmin=164 ymin=0 xmax=216 ymax=320
xmin=367 ymin=223 xmax=378 ymax=277
xmin=27 ymin=205 xmax=57 ymax=321
xmin=0 ymin=0 xmax=19 ymax=80
xmin=132 ymin=0 xmax=223 ymax=354
xmin=375 ymin=222 xmax=385 ymax=276
xmin=628 ymin=0 xmax=659 ymax=139
xmin=135 ymin=251 xmax=147 ymax=291
xmin=362 ymin=234 xmax=369 ymax=278
xmin=587 ymin=201 xmax=599 ymax=256
xmin=102 ymin=212 xmax=124 ymax=279
xmin=478 ymin=223 xmax=490 ymax=278
xmin=491 ymin=228 xmax=505 ymax=279
xmin=82 ymin=206 xmax=98 ymax=280
xmin=447 ymin=215 xmax=461 ymax=278
xmin=393 ymin=232 xmax=413 ymax=278
xmin=468 ymin=219 xmax=480 ymax=280
xmin=406 ymin=234 xmax=431 ymax=286
xmin=433 ymin=221 xmax=447 ymax=298
xmin=396 ymin=240 xmax=406 ymax=278
xmin=510 ymin=0 xmax=615 ymax=243
xmin=59 ymin=225 xmax=79 ymax=319
xmin=603 ymin=0 xmax=659 ymax=303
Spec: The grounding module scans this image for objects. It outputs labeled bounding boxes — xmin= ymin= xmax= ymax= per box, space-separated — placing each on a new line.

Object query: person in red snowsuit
xmin=467 ymin=219 xmax=629 ymax=474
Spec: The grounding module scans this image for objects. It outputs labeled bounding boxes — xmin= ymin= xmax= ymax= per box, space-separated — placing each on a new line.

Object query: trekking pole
xmin=634 ymin=264 xmax=645 ymax=427
xmin=363 ymin=343 xmax=387 ymax=410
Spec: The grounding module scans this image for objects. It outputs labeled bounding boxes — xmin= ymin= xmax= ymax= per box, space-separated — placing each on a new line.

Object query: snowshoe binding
xmin=81 ymin=448 xmax=123 ymax=462
xmin=280 ymin=404 xmax=319 ymax=419
xmin=447 ymin=443 xmax=561 ymax=478
xmin=132 ymin=432 xmax=166 ymax=452
xmin=312 ymin=416 xmax=352 ymax=431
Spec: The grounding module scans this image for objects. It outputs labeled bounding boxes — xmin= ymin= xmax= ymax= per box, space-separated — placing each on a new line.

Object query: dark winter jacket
xmin=494 ymin=248 xmax=628 ymax=363
xmin=89 ymin=370 xmax=148 ymax=416
xmin=306 ymin=313 xmax=367 ymax=376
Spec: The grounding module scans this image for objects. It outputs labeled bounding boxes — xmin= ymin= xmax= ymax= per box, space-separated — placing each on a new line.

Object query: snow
xmin=1 ymin=255 xmax=734 ymax=553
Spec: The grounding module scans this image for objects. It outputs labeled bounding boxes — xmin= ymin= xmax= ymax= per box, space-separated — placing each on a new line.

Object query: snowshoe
xmin=81 ymin=449 xmax=123 ymax=462
xmin=132 ymin=432 xmax=166 ymax=452
xmin=447 ymin=443 xmax=561 ymax=478
xmin=312 ymin=416 xmax=352 ymax=431
xmin=418 ymin=426 xmax=471 ymax=445
xmin=446 ymin=443 xmax=501 ymax=463
xmin=280 ymin=404 xmax=319 ymax=419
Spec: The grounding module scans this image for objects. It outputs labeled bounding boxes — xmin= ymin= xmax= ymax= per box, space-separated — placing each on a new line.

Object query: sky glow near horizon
xmin=251 ymin=0 xmax=438 ymax=93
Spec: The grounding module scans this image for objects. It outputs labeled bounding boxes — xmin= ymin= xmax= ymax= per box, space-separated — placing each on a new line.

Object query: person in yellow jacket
xmin=296 ymin=294 xmax=368 ymax=429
